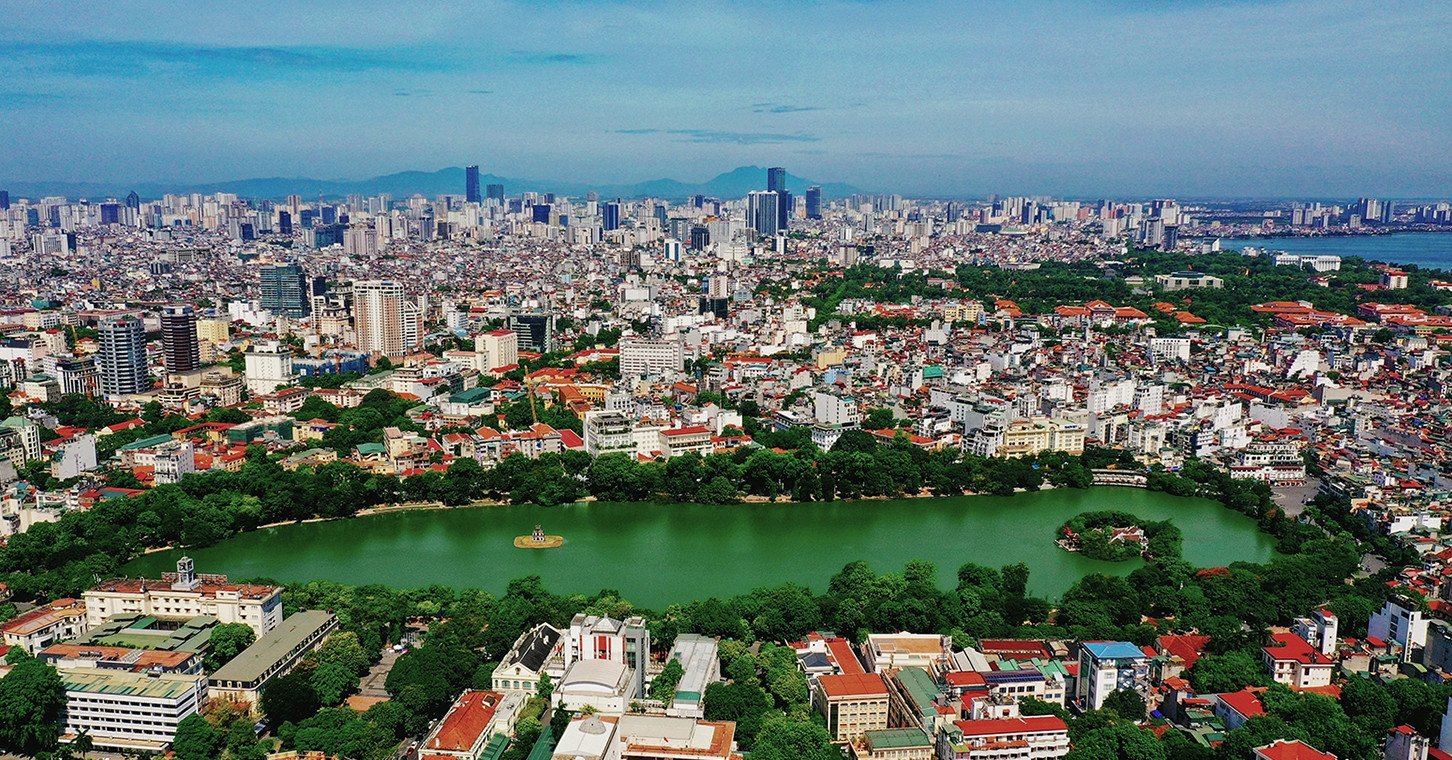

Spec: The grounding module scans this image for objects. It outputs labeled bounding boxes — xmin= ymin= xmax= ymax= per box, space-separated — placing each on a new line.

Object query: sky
xmin=1 ymin=0 xmax=1449 ymax=198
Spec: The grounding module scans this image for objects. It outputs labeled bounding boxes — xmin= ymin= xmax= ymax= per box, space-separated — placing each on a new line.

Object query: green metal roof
xmin=478 ymin=733 xmax=510 ymax=760
xmin=119 ymin=434 xmax=177 ymax=450
xmin=865 ymin=728 xmax=932 ymax=750
xmin=894 ymin=666 xmax=940 ymax=718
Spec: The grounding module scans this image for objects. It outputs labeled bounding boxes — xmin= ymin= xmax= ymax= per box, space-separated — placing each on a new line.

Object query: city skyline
xmin=2 ymin=0 xmax=1449 ymax=198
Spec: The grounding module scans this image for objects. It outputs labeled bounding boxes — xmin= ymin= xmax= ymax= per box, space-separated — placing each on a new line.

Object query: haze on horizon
xmin=1 ymin=0 xmax=1448 ymax=199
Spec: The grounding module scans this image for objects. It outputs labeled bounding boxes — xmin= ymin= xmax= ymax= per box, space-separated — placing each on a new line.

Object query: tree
xmin=537 ymin=674 xmax=554 ymax=703
xmin=1064 ymin=721 xmax=1165 ymax=760
xmin=311 ymin=661 xmax=358 ymax=706
xmin=1186 ymin=651 xmax=1270 ymax=694
xmin=703 ymin=680 xmax=773 ymax=748
xmin=749 ymin=715 xmax=839 ymax=760
xmin=1101 ymin=689 xmax=1147 ymax=720
xmin=261 ymin=669 xmax=322 ymax=726
xmin=650 ymin=659 xmax=685 ymax=702
xmin=206 ymin=623 xmax=257 ymax=671
xmin=171 ymin=713 xmax=222 ymax=760
xmin=0 ymin=653 xmax=65 ymax=756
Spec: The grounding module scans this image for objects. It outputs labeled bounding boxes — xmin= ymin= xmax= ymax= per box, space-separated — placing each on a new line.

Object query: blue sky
xmin=1 ymin=0 xmax=1448 ymax=197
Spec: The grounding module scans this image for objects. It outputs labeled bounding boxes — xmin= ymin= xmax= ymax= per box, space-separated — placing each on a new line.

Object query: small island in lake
xmin=514 ymin=524 xmax=564 ymax=549
xmin=1057 ymin=510 xmax=1182 ymax=562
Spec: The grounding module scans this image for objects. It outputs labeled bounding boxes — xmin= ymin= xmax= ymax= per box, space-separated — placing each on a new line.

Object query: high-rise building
xmin=475 ymin=329 xmax=519 ymax=371
xmin=0 ymin=190 xmax=9 ymax=210
xmin=125 ymin=191 xmax=140 ymax=210
xmin=767 ymin=167 xmax=787 ymax=193
xmin=100 ymin=203 xmax=121 ymax=225
xmin=486 ymin=183 xmax=505 ymax=203
xmin=777 ymin=190 xmax=792 ymax=230
xmin=160 ymin=305 xmax=200 ymax=374
xmin=509 ymin=312 xmax=556 ymax=352
xmin=277 ymin=210 xmax=293 ymax=236
xmin=98 ymin=317 xmax=148 ymax=399
xmin=466 ymin=165 xmax=481 ymax=204
xmin=353 ymin=280 xmax=421 ymax=358
xmin=603 ymin=201 xmax=622 ymax=231
xmin=747 ymin=191 xmax=780 ymax=236
xmin=260 ymin=264 xmax=311 ymax=316
xmin=806 ymin=186 xmax=822 ymax=219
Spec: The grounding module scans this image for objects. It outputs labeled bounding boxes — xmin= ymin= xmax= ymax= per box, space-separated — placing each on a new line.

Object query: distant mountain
xmin=3 ymin=166 xmax=860 ymax=202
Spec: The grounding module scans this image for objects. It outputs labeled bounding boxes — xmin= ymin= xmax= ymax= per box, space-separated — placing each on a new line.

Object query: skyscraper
xmin=125 ymin=191 xmax=140 ymax=210
xmin=0 ymin=190 xmax=8 ymax=210
xmin=98 ymin=316 xmax=148 ymax=399
xmin=806 ymin=186 xmax=822 ymax=219
xmin=747 ymin=191 xmax=780 ymax=236
xmin=465 ymin=165 xmax=481 ymax=204
xmin=277 ymin=210 xmax=293 ymax=236
xmin=260 ymin=264 xmax=311 ymax=317
xmin=486 ymin=183 xmax=505 ymax=202
xmin=353 ymin=280 xmax=421 ymax=358
xmin=100 ymin=203 xmax=121 ymax=225
xmin=766 ymin=167 xmax=791 ymax=230
xmin=603 ymin=201 xmax=622 ymax=231
xmin=766 ymin=167 xmax=787 ymax=193
xmin=160 ymin=305 xmax=200 ymax=374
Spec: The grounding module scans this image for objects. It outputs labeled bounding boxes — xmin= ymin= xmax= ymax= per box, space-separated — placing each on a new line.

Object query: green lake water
xmin=123 ymin=487 xmax=1276 ymax=609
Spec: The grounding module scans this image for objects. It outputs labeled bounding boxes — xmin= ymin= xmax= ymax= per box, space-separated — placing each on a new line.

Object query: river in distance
xmin=1219 ymin=232 xmax=1452 ymax=271
xmin=125 ymin=488 xmax=1276 ymax=608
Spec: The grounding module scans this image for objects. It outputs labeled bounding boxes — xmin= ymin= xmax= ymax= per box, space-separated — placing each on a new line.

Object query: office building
xmin=466 ymin=165 xmax=481 ymax=204
xmin=60 ymin=669 xmax=207 ymax=751
xmin=84 ymin=558 xmax=284 ymax=637
xmin=1074 ymin=641 xmax=1149 ymax=711
xmin=814 ymin=673 xmax=891 ymax=743
xmin=806 ymin=185 xmax=822 ymax=219
xmin=98 ymin=316 xmax=148 ymax=399
xmin=509 ymin=311 xmax=556 ymax=352
xmin=0 ymin=190 xmax=8 ymax=210
xmin=619 ymin=337 xmax=684 ymax=377
xmin=353 ymin=279 xmax=422 ymax=358
xmin=747 ymin=191 xmax=780 ymax=236
xmin=260 ymin=263 xmax=311 ymax=317
xmin=487 ymin=183 xmax=505 ymax=202
xmin=603 ymin=201 xmax=622 ymax=231
xmin=160 ymin=305 xmax=200 ymax=373
xmin=767 ymin=166 xmax=787 ymax=193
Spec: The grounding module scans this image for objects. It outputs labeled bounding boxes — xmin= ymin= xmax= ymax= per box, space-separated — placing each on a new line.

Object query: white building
xmin=83 ymin=558 xmax=283 ymax=637
xmin=1149 ymin=337 xmax=1191 ymax=363
xmin=243 ymin=340 xmax=294 ymax=395
xmin=619 ymin=337 xmax=685 ymax=378
xmin=938 ymin=716 xmax=1069 ymax=760
xmin=475 ymin=329 xmax=518 ymax=371
xmin=151 ymin=440 xmax=196 ymax=485
xmin=1075 ymin=642 xmax=1149 ymax=711
xmin=813 ymin=392 xmax=860 ymax=427
xmin=1370 ymin=598 xmax=1429 ymax=662
xmin=584 ymin=410 xmax=636 ymax=457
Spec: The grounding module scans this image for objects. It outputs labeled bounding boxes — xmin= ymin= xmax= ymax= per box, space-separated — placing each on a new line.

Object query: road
xmin=360 ymin=646 xmax=403 ymax=699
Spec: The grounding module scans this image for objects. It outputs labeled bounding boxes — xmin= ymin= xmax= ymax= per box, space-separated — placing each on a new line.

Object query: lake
xmin=124 ymin=488 xmax=1277 ymax=609
xmin=1219 ymin=232 xmax=1452 ymax=271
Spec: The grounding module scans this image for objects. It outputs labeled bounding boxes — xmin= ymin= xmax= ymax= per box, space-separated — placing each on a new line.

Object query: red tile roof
xmin=425 ymin=690 xmax=502 ymax=753
xmin=818 ymin=673 xmax=888 ymax=699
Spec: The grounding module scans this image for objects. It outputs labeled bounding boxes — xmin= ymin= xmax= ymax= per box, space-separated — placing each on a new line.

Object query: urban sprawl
xmin=2 ymin=171 xmax=1452 ymax=760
